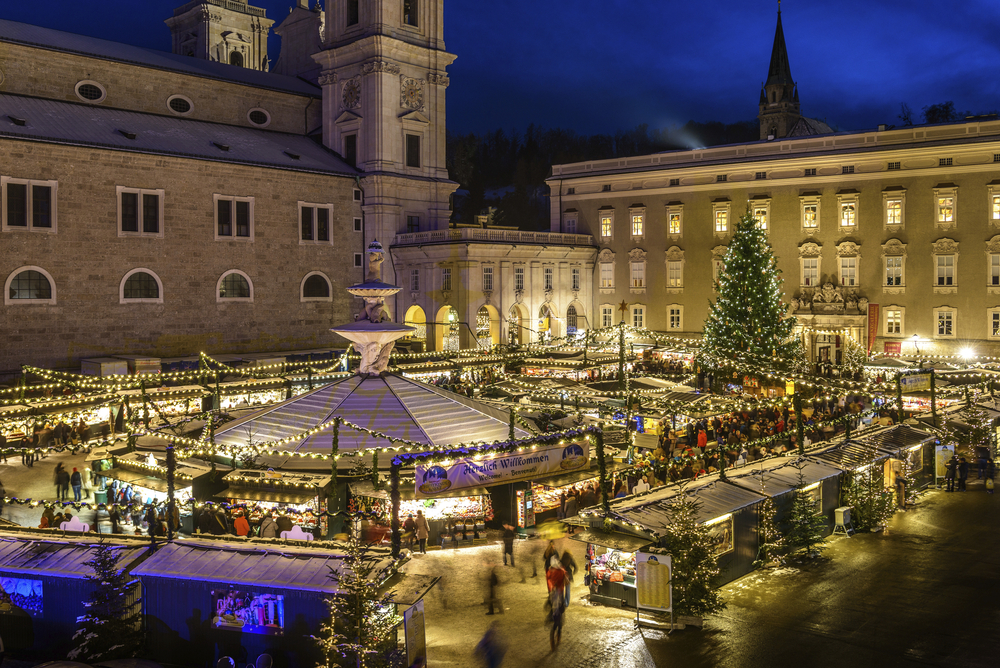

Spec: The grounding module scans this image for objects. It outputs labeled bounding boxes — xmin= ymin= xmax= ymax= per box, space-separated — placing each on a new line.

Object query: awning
xmin=102 ymin=470 xmax=184 ymax=494
xmin=529 ymin=461 xmax=632 ymax=490
xmin=570 ymin=529 xmax=653 ymax=552
xmin=349 ymin=481 xmax=490 ymax=501
xmin=382 ymin=572 xmax=440 ymax=606
xmin=221 ymin=486 xmax=321 ymax=505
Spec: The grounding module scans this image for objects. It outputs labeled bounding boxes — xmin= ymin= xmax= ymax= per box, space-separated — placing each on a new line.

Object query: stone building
xmin=0 ymin=0 xmax=457 ymax=371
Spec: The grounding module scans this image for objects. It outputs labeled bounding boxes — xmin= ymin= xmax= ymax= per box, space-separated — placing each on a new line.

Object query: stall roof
xmin=0 ymin=537 xmax=144 ymax=580
xmin=808 ymin=439 xmax=898 ymax=471
xmin=529 ymin=461 xmax=632 ymax=490
xmin=112 ymin=452 xmax=215 ymax=482
xmin=725 ymin=458 xmax=844 ymax=498
xmin=856 ymin=424 xmax=937 ymax=454
xmin=220 ymin=487 xmax=321 ymax=505
xmin=570 ymin=529 xmax=653 ymax=552
xmin=130 ymin=540 xmax=395 ymax=593
xmin=348 ymin=480 xmax=490 ymax=501
xmin=103 ymin=471 xmax=177 ymax=494
xmin=380 ymin=572 xmax=440 ymax=607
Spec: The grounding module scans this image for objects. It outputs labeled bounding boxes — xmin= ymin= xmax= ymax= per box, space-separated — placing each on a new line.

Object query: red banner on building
xmin=867 ymin=304 xmax=880 ymax=353
xmin=884 ymin=342 xmax=901 ymax=355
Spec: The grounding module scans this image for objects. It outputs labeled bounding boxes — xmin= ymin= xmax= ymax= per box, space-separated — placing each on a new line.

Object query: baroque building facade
xmin=0 ymin=0 xmax=457 ymax=372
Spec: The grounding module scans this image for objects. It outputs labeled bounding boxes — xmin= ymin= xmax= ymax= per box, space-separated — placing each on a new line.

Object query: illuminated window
xmin=630 ymin=211 xmax=645 ymax=237
xmin=991 ymin=255 xmax=1000 ymax=287
xmin=630 ymin=261 xmax=645 ymax=288
xmin=512 ymin=266 xmax=522 ymax=292
xmin=544 ymin=267 xmax=554 ymax=291
xmin=886 ymin=199 xmax=901 ymax=226
xmin=993 ymin=194 xmax=1000 ymax=221
xmin=937 ymin=197 xmax=954 ymax=223
xmin=936 ymin=255 xmax=954 ymax=286
xmin=802 ymin=258 xmax=818 ymax=286
xmin=885 ymin=309 xmax=902 ymax=335
xmin=482 ymin=265 xmax=493 ymax=292
xmin=990 ymin=310 xmax=1000 ymax=339
xmin=667 ymin=305 xmax=683 ymax=330
xmin=713 ymin=205 xmax=729 ymax=234
xmin=631 ymin=304 xmax=645 ymax=329
xmin=840 ymin=201 xmax=856 ymax=227
xmin=753 ymin=204 xmax=768 ymax=230
xmin=839 ymin=257 xmax=857 ymax=286
xmin=669 ymin=212 xmax=681 ymax=234
xmin=885 ymin=256 xmax=903 ymax=287
xmin=802 ymin=203 xmax=818 ymax=229
xmin=600 ymin=211 xmax=613 ymax=239
xmin=601 ymin=305 xmax=613 ymax=328
xmin=667 ymin=261 xmax=682 ymax=288
xmin=600 ymin=262 xmax=614 ymax=289
xmin=572 ymin=267 xmax=581 ymax=291
xmin=934 ymin=186 xmax=958 ymax=227
xmin=935 ymin=308 xmax=955 ymax=338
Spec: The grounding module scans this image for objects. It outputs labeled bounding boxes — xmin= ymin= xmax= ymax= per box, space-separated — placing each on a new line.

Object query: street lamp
xmin=911 ymin=334 xmax=920 ymax=361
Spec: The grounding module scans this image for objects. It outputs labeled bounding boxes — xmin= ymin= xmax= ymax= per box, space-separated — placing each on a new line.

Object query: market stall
xmin=527 ymin=462 xmax=635 ymax=524
xmin=854 ymin=424 xmax=939 ymax=490
xmin=218 ymin=378 xmax=287 ymax=411
xmin=570 ymin=528 xmax=652 ymax=608
xmin=220 ymin=469 xmax=332 ymax=538
xmin=348 ymin=481 xmax=492 ymax=548
xmin=726 ymin=458 xmax=843 ymax=533
xmin=119 ymin=385 xmax=207 ymax=419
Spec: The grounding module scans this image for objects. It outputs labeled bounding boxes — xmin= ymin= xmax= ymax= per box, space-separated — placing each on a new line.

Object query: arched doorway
xmin=435 ymin=305 xmax=460 ymax=351
xmin=229 ymin=51 xmax=244 ymax=67
xmin=476 ymin=305 xmax=500 ymax=349
xmin=508 ymin=304 xmax=528 ymax=347
xmin=538 ymin=303 xmax=559 ymax=342
xmin=567 ymin=302 xmax=587 ymax=339
xmin=404 ymin=305 xmax=427 ymax=350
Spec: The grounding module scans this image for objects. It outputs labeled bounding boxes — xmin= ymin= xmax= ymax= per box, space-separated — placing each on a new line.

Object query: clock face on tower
xmin=342 ymin=78 xmax=361 ymax=109
xmin=400 ymin=77 xmax=424 ymax=111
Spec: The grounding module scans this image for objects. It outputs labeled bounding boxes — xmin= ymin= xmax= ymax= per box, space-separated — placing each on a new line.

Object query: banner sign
xmin=900 ymin=373 xmax=931 ymax=393
xmin=403 ymin=599 xmax=426 ymax=667
xmin=867 ymin=304 xmax=880 ymax=353
xmin=636 ymin=552 xmax=671 ymax=613
xmin=883 ymin=342 xmax=901 ymax=355
xmin=935 ymin=445 xmax=954 ymax=480
xmin=414 ymin=441 xmax=590 ymax=498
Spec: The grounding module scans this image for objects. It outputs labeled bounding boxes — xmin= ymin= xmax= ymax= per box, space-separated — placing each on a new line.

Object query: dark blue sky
xmin=4 ymin=1 xmax=1000 ymax=135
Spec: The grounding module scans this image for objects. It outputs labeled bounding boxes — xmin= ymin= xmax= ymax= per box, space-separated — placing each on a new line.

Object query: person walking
xmin=546 ymin=560 xmax=567 ymax=651
xmin=474 ymin=621 xmax=506 ymax=668
xmin=986 ymin=458 xmax=996 ymax=494
xmin=542 ymin=540 xmax=558 ymax=575
xmin=109 ymin=505 xmax=121 ymax=534
xmin=958 ymin=457 xmax=969 ymax=492
xmin=0 ymin=431 xmax=7 ymax=463
xmin=55 ymin=463 xmax=70 ymax=501
xmin=403 ymin=514 xmax=417 ymax=549
xmin=895 ymin=471 xmax=907 ymax=509
xmin=485 ymin=564 xmax=502 ymax=615
xmin=70 ymin=467 xmax=82 ymax=502
xmin=560 ymin=548 xmax=577 ymax=608
xmin=501 ymin=523 xmax=516 ymax=566
xmin=945 ymin=454 xmax=957 ymax=492
xmin=415 ymin=509 xmax=429 ymax=553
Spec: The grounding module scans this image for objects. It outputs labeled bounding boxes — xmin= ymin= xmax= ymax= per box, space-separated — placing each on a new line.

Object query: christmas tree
xmin=662 ymin=496 xmax=727 ymax=618
xmin=754 ymin=495 xmax=785 ymax=567
xmin=700 ymin=208 xmax=801 ymax=376
xmin=784 ymin=468 xmax=828 ymax=557
xmin=68 ymin=543 xmax=143 ymax=662
xmin=944 ymin=398 xmax=992 ymax=457
xmin=840 ymin=445 xmax=895 ymax=532
xmin=841 ymin=337 xmax=869 ymax=379
xmin=314 ymin=533 xmax=401 ymax=668
xmin=901 ymin=451 xmax=922 ymax=507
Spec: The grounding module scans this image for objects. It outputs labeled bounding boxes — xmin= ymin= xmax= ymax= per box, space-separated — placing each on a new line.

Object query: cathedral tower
xmin=313 ymin=0 xmax=458 ymax=287
xmin=758 ymin=6 xmax=801 ymax=140
xmin=166 ymin=0 xmax=273 ymax=70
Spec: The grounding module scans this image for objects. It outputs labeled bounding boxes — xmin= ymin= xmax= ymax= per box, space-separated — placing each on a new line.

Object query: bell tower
xmin=166 ymin=0 xmax=273 ymax=71
xmin=758 ymin=5 xmax=801 ymax=140
xmin=313 ymin=0 xmax=458 ymax=285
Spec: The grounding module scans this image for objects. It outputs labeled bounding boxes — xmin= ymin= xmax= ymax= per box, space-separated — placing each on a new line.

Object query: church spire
xmin=765 ymin=5 xmax=793 ymax=88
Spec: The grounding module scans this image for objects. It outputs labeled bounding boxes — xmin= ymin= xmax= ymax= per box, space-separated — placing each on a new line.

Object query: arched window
xmin=218 ymin=270 xmax=253 ymax=302
xmin=120 ymin=269 xmax=163 ymax=303
xmin=301 ymin=272 xmax=332 ymax=301
xmin=5 ymin=267 xmax=55 ymax=305
xmin=567 ymin=305 xmax=578 ymax=335
xmin=229 ymin=52 xmax=244 ymax=68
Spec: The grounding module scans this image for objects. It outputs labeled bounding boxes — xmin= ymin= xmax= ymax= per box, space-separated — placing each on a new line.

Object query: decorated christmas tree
xmin=68 ymin=543 xmax=143 ymax=662
xmin=700 ymin=208 xmax=801 ymax=376
xmin=754 ymin=495 xmax=785 ymax=567
xmin=944 ymin=398 xmax=992 ymax=457
xmin=315 ymin=533 xmax=401 ymax=668
xmin=662 ymin=496 xmax=727 ymax=618
xmin=840 ymin=445 xmax=895 ymax=532
xmin=784 ymin=468 xmax=828 ymax=557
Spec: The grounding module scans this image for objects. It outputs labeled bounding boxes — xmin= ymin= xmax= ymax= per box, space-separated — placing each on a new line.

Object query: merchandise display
xmin=587 ymin=546 xmax=636 ymax=587
xmin=350 ymin=491 xmax=493 ymax=522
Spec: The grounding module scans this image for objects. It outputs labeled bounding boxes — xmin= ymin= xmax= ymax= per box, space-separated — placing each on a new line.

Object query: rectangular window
xmin=544 ymin=267 xmax=553 ymax=291
xmin=936 ymin=255 xmax=954 ymax=286
xmin=939 ymin=157 xmax=953 ymax=166
xmin=632 ymin=306 xmax=644 ymax=329
xmin=840 ymin=202 xmax=856 ymax=227
xmin=991 ymin=255 xmax=1000 ymax=286
xmin=888 ymin=162 xmax=901 ymax=170
xmin=714 ymin=209 xmax=728 ymax=233
xmin=565 ymin=218 xmax=577 ymax=234
xmin=405 ymin=134 xmax=421 ymax=168
xmin=299 ymin=203 xmax=334 ymax=243
xmin=753 ymin=205 xmax=768 ymax=230
xmin=406 ymin=215 xmax=420 ymax=233
xmin=716 ymin=174 xmax=727 ymax=182
xmin=442 ymin=267 xmax=452 ymax=291
xmin=668 ymin=307 xmax=682 ymax=330
xmin=567 ymin=187 xmax=575 ymax=195
xmin=403 ymin=0 xmax=418 ymax=26
xmin=482 ymin=265 xmax=494 ymax=292
xmin=117 ymin=187 xmax=163 ymax=237
xmin=600 ymin=262 xmax=614 ymax=288
xmin=602 ymin=184 xmax=611 ymax=192
xmin=937 ymin=196 xmax=954 ymax=223
xmin=886 ymin=198 xmax=902 ymax=226
xmin=600 ymin=211 xmax=613 ymax=238
xmin=572 ymin=267 xmax=581 ymax=291
xmin=410 ymin=268 xmax=420 ymax=292
xmin=601 ymin=306 xmax=613 ymax=328
xmin=216 ymin=196 xmax=254 ymax=240
xmin=886 ymin=309 xmax=902 ymax=335
xmin=667 ymin=261 xmax=682 ymax=288
xmin=993 ymin=311 xmax=1000 ymax=337
xmin=513 ymin=266 xmax=523 ymax=292
xmin=32 ymin=185 xmax=51 ymax=228
xmin=755 ymin=172 xmax=767 ymax=180
xmin=885 ymin=256 xmax=903 ymax=286
xmin=842 ymin=165 xmax=855 ymax=174
xmin=993 ymin=195 xmax=1000 ymax=221
xmin=2 ymin=178 xmax=58 ymax=232
xmin=669 ymin=178 xmax=680 ymax=186
xmin=631 ymin=213 xmax=644 ymax=237
xmin=343 ymin=134 xmax=357 ymax=167
xmin=6 ymin=182 xmax=27 ymax=227
xmin=802 ymin=202 xmax=818 ymax=230
xmin=630 ymin=261 xmax=645 ymax=288
xmin=840 ymin=257 xmax=857 ymax=286
xmin=347 ymin=0 xmax=359 ymax=25
xmin=802 ymin=258 xmax=818 ymax=286
xmin=937 ymin=310 xmax=954 ymax=337
xmin=354 ymin=217 xmax=362 ymax=232
xmin=668 ymin=212 xmax=681 ymax=235
xmin=804 ymin=168 xmax=816 ymax=176
xmin=354 ymin=253 xmax=363 ymax=267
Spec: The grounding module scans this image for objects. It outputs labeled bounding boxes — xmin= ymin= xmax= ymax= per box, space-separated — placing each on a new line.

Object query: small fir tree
xmin=901 ymin=452 xmax=922 ymax=507
xmin=315 ymin=533 xmax=401 ymax=668
xmin=841 ymin=337 xmax=869 ymax=379
xmin=944 ymin=399 xmax=992 ymax=457
xmin=754 ymin=495 xmax=785 ymax=567
xmin=784 ymin=468 xmax=828 ymax=557
xmin=661 ymin=496 xmax=727 ymax=618
xmin=700 ymin=209 xmax=801 ymax=377
xmin=68 ymin=543 xmax=143 ymax=662
xmin=841 ymin=445 xmax=895 ymax=532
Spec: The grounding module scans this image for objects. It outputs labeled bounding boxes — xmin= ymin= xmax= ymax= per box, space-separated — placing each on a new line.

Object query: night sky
xmin=4 ymin=1 xmax=1000 ymax=136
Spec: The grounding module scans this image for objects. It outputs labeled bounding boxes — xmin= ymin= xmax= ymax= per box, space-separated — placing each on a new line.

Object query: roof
xmin=856 ymin=424 xmax=937 ymax=453
xmin=0 ymin=94 xmax=357 ymax=176
xmin=0 ymin=18 xmax=320 ymax=97
xmin=0 ymin=537 xmax=145 ymax=580
xmin=808 ymin=439 xmax=897 ymax=471
xmin=788 ymin=116 xmax=835 ymax=137
xmin=214 ymin=374 xmax=531 ymax=471
xmin=726 ymin=458 xmax=843 ymax=497
xmin=130 ymin=540 xmax=395 ymax=593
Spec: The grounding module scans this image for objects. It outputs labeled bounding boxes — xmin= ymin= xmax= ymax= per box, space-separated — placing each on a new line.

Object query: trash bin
xmin=94 ymin=490 xmax=108 ymax=505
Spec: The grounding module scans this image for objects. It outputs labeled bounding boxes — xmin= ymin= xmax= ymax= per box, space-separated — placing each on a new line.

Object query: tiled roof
xmin=0 ymin=94 xmax=357 ymax=176
xmin=0 ymin=18 xmax=320 ymax=97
